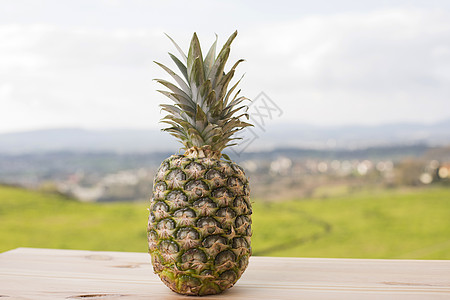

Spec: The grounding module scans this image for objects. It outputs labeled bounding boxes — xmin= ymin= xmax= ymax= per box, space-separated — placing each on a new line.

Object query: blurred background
xmin=1 ymin=0 xmax=449 ymax=258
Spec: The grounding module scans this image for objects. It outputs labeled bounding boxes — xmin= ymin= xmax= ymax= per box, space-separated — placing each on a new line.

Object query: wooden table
xmin=0 ymin=248 xmax=449 ymax=299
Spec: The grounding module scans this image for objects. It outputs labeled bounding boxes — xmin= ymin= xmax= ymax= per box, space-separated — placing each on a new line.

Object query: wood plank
xmin=0 ymin=248 xmax=449 ymax=299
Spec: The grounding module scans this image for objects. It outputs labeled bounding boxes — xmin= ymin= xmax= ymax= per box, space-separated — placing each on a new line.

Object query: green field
xmin=1 ymin=185 xmax=449 ymax=259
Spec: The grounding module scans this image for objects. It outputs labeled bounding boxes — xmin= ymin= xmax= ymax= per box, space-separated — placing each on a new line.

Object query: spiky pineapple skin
xmin=147 ymin=154 xmax=252 ymax=296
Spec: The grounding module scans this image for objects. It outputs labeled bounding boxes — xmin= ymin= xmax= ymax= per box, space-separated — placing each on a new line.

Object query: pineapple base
xmin=157 ymin=264 xmax=235 ymax=296
xmin=147 ymin=154 xmax=252 ymax=296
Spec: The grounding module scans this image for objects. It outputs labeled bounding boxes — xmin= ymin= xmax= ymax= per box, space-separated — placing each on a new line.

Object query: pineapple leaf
xmin=225 ymin=95 xmax=248 ymax=112
xmin=204 ymin=34 xmax=218 ymax=75
xmin=155 ymin=79 xmax=191 ymax=102
xmin=190 ymin=56 xmax=206 ymax=90
xmin=162 ymin=115 xmax=194 ymax=134
xmin=215 ymin=69 xmax=235 ymax=103
xmin=164 ymin=33 xmax=187 ymax=63
xmin=199 ymin=79 xmax=212 ymax=97
xmin=230 ymin=58 xmax=245 ymax=71
xmin=216 ymin=59 xmax=244 ymax=102
xmin=160 ymin=104 xmax=182 ymax=116
xmin=201 ymin=123 xmax=220 ymax=141
xmin=168 ymin=53 xmax=188 ymax=82
xmin=195 ymin=104 xmax=208 ymax=127
xmin=223 ymin=105 xmax=248 ymax=119
xmin=224 ymin=74 xmax=244 ymax=108
xmin=208 ymin=30 xmax=237 ymax=82
xmin=155 ymin=30 xmax=252 ymax=153
xmin=154 ymin=62 xmax=190 ymax=95
xmin=208 ymin=47 xmax=230 ymax=86
xmin=187 ymin=33 xmax=204 ymax=82
xmin=221 ymin=153 xmax=231 ymax=161
xmin=188 ymin=128 xmax=204 ymax=147
xmin=205 ymin=90 xmax=217 ymax=112
xmin=156 ymin=90 xmax=196 ymax=111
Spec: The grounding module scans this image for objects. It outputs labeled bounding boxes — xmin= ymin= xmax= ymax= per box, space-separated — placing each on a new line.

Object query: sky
xmin=1 ymin=0 xmax=450 ymax=133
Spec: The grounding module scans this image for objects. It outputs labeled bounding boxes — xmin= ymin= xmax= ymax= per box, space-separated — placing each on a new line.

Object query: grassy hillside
xmin=0 ymin=186 xmax=148 ymax=252
xmin=1 ymin=185 xmax=449 ymax=259
xmin=252 ymin=188 xmax=450 ymax=259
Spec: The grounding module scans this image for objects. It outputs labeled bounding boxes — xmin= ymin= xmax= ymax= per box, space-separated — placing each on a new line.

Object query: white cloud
xmin=1 ymin=7 xmax=450 ymax=133
xmin=239 ymin=8 xmax=450 ymax=125
xmin=0 ymin=83 xmax=13 ymax=100
xmin=0 ymin=25 xmax=167 ymax=132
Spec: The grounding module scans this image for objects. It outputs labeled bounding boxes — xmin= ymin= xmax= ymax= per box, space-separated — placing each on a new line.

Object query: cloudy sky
xmin=1 ymin=0 xmax=450 ymax=133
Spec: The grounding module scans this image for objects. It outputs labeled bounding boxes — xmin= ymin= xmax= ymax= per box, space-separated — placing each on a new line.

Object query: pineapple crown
xmin=154 ymin=31 xmax=252 ymax=158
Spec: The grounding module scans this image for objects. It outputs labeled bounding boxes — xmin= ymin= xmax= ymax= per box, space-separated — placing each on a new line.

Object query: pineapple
xmin=147 ymin=31 xmax=253 ymax=296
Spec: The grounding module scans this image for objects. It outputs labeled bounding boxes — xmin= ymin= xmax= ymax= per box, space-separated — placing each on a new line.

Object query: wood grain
xmin=0 ymin=248 xmax=449 ymax=299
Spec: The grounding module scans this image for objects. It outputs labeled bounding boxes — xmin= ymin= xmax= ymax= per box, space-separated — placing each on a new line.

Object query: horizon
xmin=1 ymin=119 xmax=449 ymax=155
xmin=1 ymin=116 xmax=450 ymax=135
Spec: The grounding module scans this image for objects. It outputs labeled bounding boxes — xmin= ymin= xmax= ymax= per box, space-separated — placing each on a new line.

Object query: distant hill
xmin=0 ymin=120 xmax=449 ymax=154
xmin=0 ymin=128 xmax=178 ymax=154
xmin=249 ymin=119 xmax=450 ymax=150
